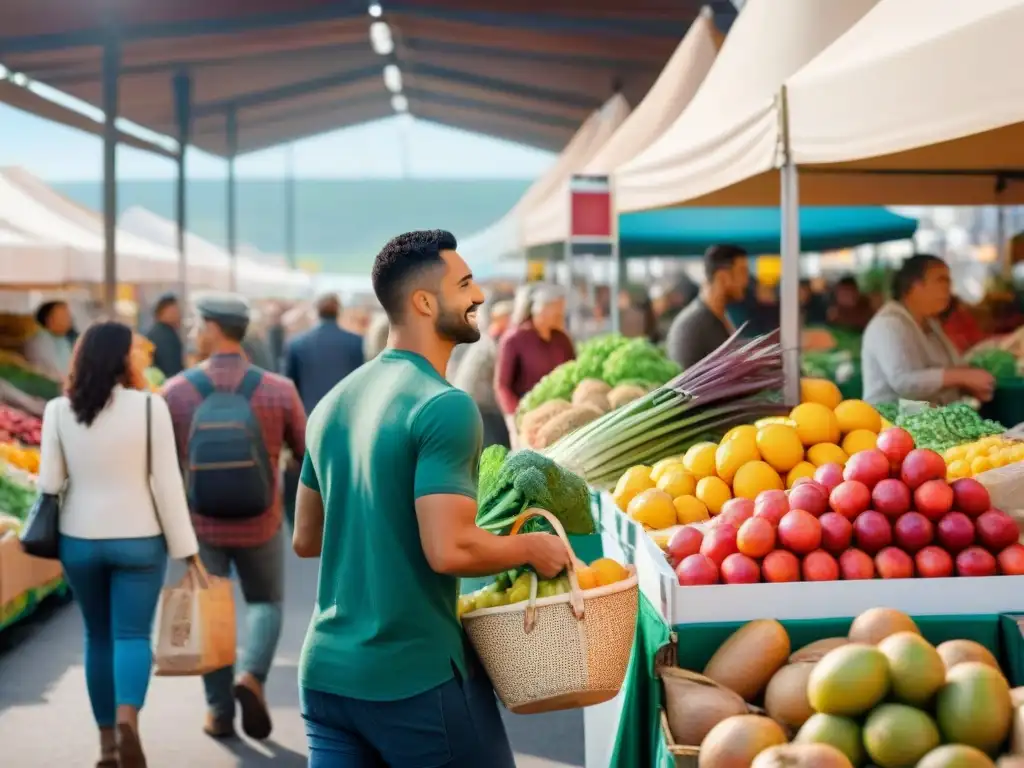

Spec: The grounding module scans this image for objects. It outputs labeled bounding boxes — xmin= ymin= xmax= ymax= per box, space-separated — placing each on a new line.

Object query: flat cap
xmin=195 ymin=292 xmax=251 ymax=325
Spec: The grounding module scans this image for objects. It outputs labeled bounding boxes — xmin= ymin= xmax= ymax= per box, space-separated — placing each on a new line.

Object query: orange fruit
xmin=589 ymin=558 xmax=629 ymax=586
xmin=575 ymin=566 xmax=598 ymax=590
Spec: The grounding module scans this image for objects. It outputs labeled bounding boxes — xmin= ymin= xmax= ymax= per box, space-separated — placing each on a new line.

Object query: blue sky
xmin=0 ymin=102 xmax=556 ymax=182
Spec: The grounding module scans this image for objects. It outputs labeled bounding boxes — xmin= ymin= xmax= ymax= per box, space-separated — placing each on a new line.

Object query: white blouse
xmin=37 ymin=387 xmax=199 ymax=560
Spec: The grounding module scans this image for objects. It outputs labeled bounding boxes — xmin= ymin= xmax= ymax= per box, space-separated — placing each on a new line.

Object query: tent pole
xmin=779 ymin=86 xmax=802 ymax=405
xmin=101 ymin=33 xmax=120 ymax=317
xmin=226 ymin=105 xmax=238 ymax=293
xmin=173 ymin=71 xmax=192 ymax=340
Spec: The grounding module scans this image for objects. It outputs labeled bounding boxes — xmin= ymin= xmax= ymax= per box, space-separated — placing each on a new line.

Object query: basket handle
xmin=186 ymin=556 xmax=212 ymax=590
xmin=509 ymin=508 xmax=586 ymax=632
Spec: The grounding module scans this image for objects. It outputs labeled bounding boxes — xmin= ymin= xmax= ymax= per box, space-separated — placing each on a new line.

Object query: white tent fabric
xmin=520 ymin=94 xmax=631 ymax=248
xmin=785 ymin=0 xmax=1024 ymax=203
xmin=0 ymin=220 xmax=78 ymax=285
xmin=614 ymin=0 xmax=878 ymax=211
xmin=458 ymin=213 xmax=522 ymax=266
xmin=585 ymin=8 xmax=721 ymax=176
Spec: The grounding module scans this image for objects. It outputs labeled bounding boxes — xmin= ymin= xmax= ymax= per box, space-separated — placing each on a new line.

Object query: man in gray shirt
xmin=666 ymin=245 xmax=750 ymax=369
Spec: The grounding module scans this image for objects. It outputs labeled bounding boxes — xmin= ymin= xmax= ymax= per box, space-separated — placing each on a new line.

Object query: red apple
xmin=853 ymin=510 xmax=893 ymax=555
xmin=914 ymin=479 xmax=955 ymax=521
xmin=754 ymin=489 xmax=790 ymax=526
xmin=717 ymin=498 xmax=756 ymax=529
xmin=872 ymin=478 xmax=912 ymax=519
xmin=900 ymin=448 xmax=947 ymax=490
xmin=975 ymin=509 xmax=1020 ymax=553
xmin=915 ymin=546 xmax=954 ymax=578
xmin=676 ymin=554 xmax=719 ymax=586
xmin=721 ymin=553 xmax=761 ymax=584
xmin=829 ymin=480 xmax=872 ymax=521
xmin=700 ymin=524 xmax=739 ymax=567
xmin=667 ymin=527 xmax=704 ymax=562
xmin=814 ymin=463 xmax=845 ymax=493
xmin=803 ymin=550 xmax=840 ymax=582
xmin=875 ymin=547 xmax=915 ymax=579
xmin=778 ymin=509 xmax=823 ymax=555
xmin=818 ymin=512 xmax=854 ymax=555
xmin=936 ymin=511 xmax=975 ymax=554
xmin=998 ymin=543 xmax=1024 ymax=575
xmin=737 ymin=517 xmax=776 ymax=559
xmin=877 ymin=427 xmax=915 ymax=471
xmin=950 ymin=478 xmax=992 ymax=518
xmin=955 ymin=546 xmax=998 ymax=577
xmin=788 ymin=482 xmax=829 ymax=517
xmin=893 ymin=511 xmax=934 ymax=554
xmin=839 ymin=548 xmax=876 ymax=580
xmin=843 ymin=449 xmax=891 ymax=489
xmin=762 ymin=550 xmax=801 ymax=583
xmin=791 ymin=477 xmax=817 ymax=489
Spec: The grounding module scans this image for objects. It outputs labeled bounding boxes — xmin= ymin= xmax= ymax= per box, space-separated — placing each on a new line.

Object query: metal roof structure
xmin=0 ymin=0 xmax=738 ymax=155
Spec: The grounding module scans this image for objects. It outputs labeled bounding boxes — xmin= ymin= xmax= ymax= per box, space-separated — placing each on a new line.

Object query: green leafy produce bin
xmin=981 ymin=378 xmax=1024 ymax=430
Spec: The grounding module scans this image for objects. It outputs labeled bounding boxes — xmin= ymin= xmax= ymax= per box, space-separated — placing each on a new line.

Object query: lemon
xmin=657 ymin=465 xmax=697 ymax=498
xmin=944 ymin=445 xmax=968 ymax=462
xmin=590 ymin=558 xmax=629 ymax=586
xmin=800 ymin=377 xmax=843 ymax=409
xmin=650 ymin=457 xmax=684 ymax=483
xmin=756 ymin=423 xmax=805 ymax=472
xmin=696 ymin=476 xmax=732 ymax=515
xmin=970 ymin=456 xmax=993 ymax=476
xmin=755 ymin=416 xmax=797 ymax=429
xmin=722 ymin=424 xmax=758 ymax=445
xmin=790 ymin=402 xmax=841 ymax=446
xmin=575 ymin=566 xmax=598 ymax=590
xmin=807 ymin=442 xmax=849 ymax=467
xmin=732 ymin=461 xmax=784 ymax=500
xmin=991 ymin=451 xmax=1010 ymax=469
xmin=627 ymin=488 xmax=677 ymax=530
xmin=834 ymin=399 xmax=883 ymax=434
xmin=964 ymin=446 xmax=986 ymax=464
xmin=946 ymin=459 xmax=970 ymax=480
xmin=1012 ymin=444 xmax=1024 ymax=463
xmin=674 ymin=494 xmax=710 ymax=525
xmin=842 ymin=429 xmax=878 ymax=456
xmin=715 ymin=435 xmax=760 ymax=484
xmin=683 ymin=442 xmax=718 ymax=478
xmin=612 ymin=465 xmax=655 ymax=511
xmin=787 ymin=461 xmax=818 ymax=488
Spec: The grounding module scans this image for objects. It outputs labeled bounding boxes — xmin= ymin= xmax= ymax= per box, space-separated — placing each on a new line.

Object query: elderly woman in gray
xmin=861 ymin=254 xmax=995 ymax=406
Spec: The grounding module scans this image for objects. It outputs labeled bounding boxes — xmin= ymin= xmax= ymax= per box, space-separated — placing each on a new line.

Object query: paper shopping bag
xmin=153 ymin=560 xmax=236 ymax=676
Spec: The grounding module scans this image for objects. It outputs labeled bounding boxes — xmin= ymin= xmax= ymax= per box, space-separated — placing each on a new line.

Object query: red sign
xmin=569 ymin=175 xmax=612 ymax=240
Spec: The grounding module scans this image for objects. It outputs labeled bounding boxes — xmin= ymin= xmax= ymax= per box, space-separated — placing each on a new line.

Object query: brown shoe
xmin=202 ymin=712 xmax=236 ymax=740
xmin=233 ymin=675 xmax=272 ymax=740
xmin=116 ymin=724 xmax=146 ymax=768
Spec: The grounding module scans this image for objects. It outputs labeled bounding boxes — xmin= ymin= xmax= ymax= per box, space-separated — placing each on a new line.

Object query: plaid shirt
xmin=161 ymin=353 xmax=306 ymax=548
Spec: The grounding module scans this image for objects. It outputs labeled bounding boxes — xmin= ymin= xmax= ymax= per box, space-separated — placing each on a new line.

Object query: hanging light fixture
xmin=383 ymin=64 xmax=403 ymax=94
xmin=391 ymin=94 xmax=409 ymax=113
xmin=369 ymin=21 xmax=393 ymax=56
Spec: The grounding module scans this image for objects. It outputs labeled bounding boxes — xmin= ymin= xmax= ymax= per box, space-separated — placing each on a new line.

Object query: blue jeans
xmin=60 ymin=534 xmax=168 ymax=727
xmin=300 ymin=657 xmax=515 ymax=768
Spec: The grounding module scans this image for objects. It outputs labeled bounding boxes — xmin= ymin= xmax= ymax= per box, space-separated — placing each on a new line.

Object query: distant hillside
xmin=55 ymin=179 xmax=530 ymax=273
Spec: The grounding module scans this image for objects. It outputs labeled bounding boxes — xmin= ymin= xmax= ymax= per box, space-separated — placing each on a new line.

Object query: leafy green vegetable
xmin=476 ymin=447 xmax=594 ymax=536
xmin=875 ymin=402 xmax=899 ymax=423
xmin=576 ymin=334 xmax=630 ymax=379
xmin=601 ymin=338 xmax=681 ymax=387
xmin=895 ymin=402 xmax=1005 ymax=453
xmin=516 ymin=360 xmax=585 ymax=416
xmin=968 ymin=349 xmax=1019 ymax=380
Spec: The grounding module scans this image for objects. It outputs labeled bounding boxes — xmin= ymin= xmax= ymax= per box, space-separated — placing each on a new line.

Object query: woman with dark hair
xmin=861 ymin=255 xmax=995 ymax=406
xmin=36 ymin=321 xmax=199 ymax=767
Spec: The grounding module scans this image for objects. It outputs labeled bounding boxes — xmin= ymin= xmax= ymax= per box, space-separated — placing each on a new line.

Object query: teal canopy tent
xmin=526 ymin=206 xmax=917 ymax=260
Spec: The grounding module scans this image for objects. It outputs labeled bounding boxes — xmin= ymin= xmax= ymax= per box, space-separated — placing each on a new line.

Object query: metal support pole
xmin=609 ymin=182 xmax=622 ymax=335
xmin=173 ymin=72 xmax=192 ymax=335
xmin=778 ymin=87 xmax=802 ymax=406
xmin=284 ymin=143 xmax=297 ymax=268
xmin=226 ymin=106 xmax=238 ymax=292
xmin=101 ymin=36 xmax=120 ymax=316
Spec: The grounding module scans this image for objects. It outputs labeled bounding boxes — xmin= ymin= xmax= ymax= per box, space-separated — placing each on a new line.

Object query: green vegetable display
xmin=0 ymin=470 xmax=35 ymax=520
xmin=516 ymin=360 xmax=585 ymax=416
xmin=0 ymin=364 xmax=60 ymax=401
xmin=475 ymin=445 xmax=594 ymax=536
xmin=968 ymin=349 xmax=1019 ymax=380
xmin=895 ymin=402 xmax=1005 ymax=453
xmin=576 ymin=333 xmax=631 ymax=379
xmin=601 ymin=338 xmax=681 ymax=387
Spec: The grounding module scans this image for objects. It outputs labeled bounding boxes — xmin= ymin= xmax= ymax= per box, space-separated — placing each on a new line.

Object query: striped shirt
xmin=162 ymin=353 xmax=306 ymax=548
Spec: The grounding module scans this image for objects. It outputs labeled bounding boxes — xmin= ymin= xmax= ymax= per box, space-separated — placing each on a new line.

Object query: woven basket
xmin=462 ymin=508 xmax=639 ymax=714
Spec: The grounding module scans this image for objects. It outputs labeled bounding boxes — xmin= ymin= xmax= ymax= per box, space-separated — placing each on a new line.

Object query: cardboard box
xmin=0 ymin=532 xmax=62 ymax=607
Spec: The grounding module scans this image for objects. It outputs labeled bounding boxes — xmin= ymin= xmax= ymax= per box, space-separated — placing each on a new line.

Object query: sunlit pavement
xmin=0 ymin=553 xmax=584 ymax=767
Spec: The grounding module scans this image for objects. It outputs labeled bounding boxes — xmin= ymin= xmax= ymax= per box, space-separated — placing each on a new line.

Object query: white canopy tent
xmin=584 ymin=8 xmax=721 ymax=176
xmin=613 ymin=0 xmax=879 ymax=211
xmin=0 ymin=219 xmax=79 ymax=286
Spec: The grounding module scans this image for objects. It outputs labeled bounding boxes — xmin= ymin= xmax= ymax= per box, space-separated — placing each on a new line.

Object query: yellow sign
xmin=755 ymin=256 xmax=781 ymax=286
xmin=298 ymin=260 xmax=321 ymax=274
xmin=116 ymin=284 xmax=136 ymax=302
xmin=527 ymin=261 xmax=546 ymax=282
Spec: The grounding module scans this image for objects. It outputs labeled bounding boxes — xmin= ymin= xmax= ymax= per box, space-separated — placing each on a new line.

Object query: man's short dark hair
xmin=893 ymin=253 xmax=946 ymax=301
xmin=316 ymin=293 xmax=341 ymax=320
xmin=371 ymin=230 xmax=458 ymax=321
xmin=154 ymin=293 xmax=178 ymax=315
xmin=35 ymin=300 xmax=66 ymax=328
xmin=703 ymin=244 xmax=746 ymax=282
xmin=207 ymin=318 xmax=247 ymax=343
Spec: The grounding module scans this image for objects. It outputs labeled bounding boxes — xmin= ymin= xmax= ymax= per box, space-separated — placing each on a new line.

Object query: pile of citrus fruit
xmin=612 ymin=378 xmax=889 ymax=532
xmin=945 ymin=436 xmax=1024 ymax=480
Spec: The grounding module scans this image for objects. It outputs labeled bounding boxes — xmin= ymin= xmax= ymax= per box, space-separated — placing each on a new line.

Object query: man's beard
xmin=435 ymin=304 xmax=481 ymax=344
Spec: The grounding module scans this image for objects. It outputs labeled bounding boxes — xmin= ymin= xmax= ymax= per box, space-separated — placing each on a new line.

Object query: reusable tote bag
xmin=153 ymin=558 xmax=236 ymax=676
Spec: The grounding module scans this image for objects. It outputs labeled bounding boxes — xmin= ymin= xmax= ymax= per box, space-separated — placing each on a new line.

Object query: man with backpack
xmin=162 ymin=293 xmax=306 ymax=742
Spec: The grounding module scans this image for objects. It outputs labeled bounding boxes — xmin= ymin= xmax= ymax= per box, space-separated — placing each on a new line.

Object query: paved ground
xmin=0 ymin=553 xmax=585 ymax=767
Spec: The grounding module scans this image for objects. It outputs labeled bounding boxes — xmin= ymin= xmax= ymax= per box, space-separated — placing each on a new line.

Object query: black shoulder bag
xmin=19 ymin=406 xmax=64 ymax=559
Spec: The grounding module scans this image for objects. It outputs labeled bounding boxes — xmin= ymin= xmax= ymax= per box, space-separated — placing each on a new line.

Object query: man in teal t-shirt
xmin=292 ymin=230 xmax=571 ymax=767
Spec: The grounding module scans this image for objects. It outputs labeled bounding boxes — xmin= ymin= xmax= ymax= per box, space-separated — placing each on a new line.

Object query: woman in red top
xmin=942 ymin=296 xmax=988 ymax=353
